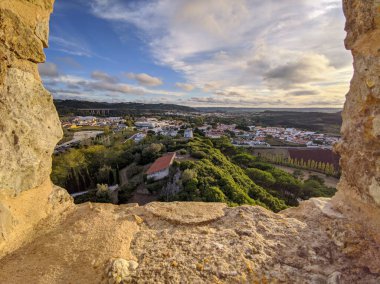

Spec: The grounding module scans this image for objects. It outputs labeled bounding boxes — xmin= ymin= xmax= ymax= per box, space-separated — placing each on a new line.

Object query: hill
xmin=196 ymin=107 xmax=342 ymax=113
xmin=54 ymin=99 xmax=197 ymax=116
xmin=255 ymin=111 xmax=342 ymax=135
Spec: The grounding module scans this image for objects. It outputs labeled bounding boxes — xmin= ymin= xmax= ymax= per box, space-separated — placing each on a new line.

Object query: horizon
xmin=40 ymin=0 xmax=351 ymax=108
xmin=54 ymin=98 xmax=342 ymax=113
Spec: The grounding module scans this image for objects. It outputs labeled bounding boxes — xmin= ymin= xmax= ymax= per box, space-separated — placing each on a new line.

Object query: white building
xmin=184 ymin=128 xmax=193 ymax=139
xmin=146 ymin=152 xmax=176 ymax=181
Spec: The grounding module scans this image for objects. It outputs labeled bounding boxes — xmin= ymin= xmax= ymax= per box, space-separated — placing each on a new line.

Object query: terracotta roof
xmin=146 ymin=152 xmax=176 ymax=175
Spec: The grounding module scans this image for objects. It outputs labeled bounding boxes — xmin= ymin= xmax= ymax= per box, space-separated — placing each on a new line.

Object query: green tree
xmin=182 ymin=169 xmax=197 ymax=183
xmin=246 ymin=168 xmax=276 ymax=188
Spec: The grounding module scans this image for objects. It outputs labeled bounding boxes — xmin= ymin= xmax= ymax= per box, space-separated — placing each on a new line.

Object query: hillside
xmin=255 ymin=111 xmax=342 ymax=135
xmin=54 ymin=99 xmax=197 ymax=116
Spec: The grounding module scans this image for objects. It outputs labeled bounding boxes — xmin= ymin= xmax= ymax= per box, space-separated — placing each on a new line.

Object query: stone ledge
xmin=144 ymin=202 xmax=227 ymax=224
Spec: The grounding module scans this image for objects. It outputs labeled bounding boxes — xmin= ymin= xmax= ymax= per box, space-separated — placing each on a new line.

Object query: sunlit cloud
xmin=125 ymin=72 xmax=163 ymax=87
xmin=47 ymin=0 xmax=352 ymax=107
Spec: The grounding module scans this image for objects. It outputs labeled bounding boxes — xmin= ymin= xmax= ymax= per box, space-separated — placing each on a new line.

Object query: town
xmin=56 ymin=114 xmax=340 ymax=153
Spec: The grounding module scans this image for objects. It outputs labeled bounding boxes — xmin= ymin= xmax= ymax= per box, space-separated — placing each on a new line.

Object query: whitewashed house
xmin=146 ymin=152 xmax=176 ymax=181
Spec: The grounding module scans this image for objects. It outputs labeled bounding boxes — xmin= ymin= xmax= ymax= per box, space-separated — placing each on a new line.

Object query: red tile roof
xmin=146 ymin=152 xmax=176 ymax=175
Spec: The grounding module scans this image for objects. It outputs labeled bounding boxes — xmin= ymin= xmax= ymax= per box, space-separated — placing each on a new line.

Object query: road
xmin=56 ymin=131 xmax=104 ymax=149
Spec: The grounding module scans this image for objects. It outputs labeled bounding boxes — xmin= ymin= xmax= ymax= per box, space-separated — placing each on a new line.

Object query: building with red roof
xmin=146 ymin=152 xmax=176 ymax=181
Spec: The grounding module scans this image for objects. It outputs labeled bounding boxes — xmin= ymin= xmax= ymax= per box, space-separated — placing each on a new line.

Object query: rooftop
xmin=146 ymin=152 xmax=176 ymax=175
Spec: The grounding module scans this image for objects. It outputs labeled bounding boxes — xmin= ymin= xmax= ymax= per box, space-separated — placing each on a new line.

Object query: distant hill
xmin=196 ymin=107 xmax=342 ymax=113
xmin=54 ymin=99 xmax=197 ymax=116
xmin=255 ymin=111 xmax=342 ymax=135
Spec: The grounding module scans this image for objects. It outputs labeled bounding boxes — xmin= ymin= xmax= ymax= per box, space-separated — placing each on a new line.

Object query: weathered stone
xmin=35 ymin=18 xmax=50 ymax=48
xmin=106 ymin=258 xmax=139 ymax=284
xmin=334 ymin=0 xmax=380 ymax=217
xmin=145 ymin=202 xmax=226 ymax=224
xmin=0 ymin=9 xmax=45 ymax=63
xmin=0 ymin=67 xmax=62 ymax=192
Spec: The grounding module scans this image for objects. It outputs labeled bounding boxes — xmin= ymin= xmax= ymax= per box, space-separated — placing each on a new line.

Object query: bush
xmin=203 ymin=186 xmax=227 ymax=202
xmin=190 ymin=150 xmax=207 ymax=159
xmin=246 ymin=168 xmax=276 ymax=188
xmin=181 ymin=169 xmax=197 ymax=183
xmin=178 ymin=149 xmax=187 ymax=155
xmin=185 ymin=178 xmax=198 ymax=191
xmin=232 ymin=153 xmax=257 ymax=168
xmin=146 ymin=180 xmax=166 ymax=193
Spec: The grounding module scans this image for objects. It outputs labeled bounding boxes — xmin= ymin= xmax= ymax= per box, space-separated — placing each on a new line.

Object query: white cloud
xmin=88 ymin=0 xmax=351 ymax=107
xmin=126 ymin=72 xmax=163 ymax=87
xmin=42 ymin=71 xmax=183 ymax=99
xmin=91 ymin=71 xmax=119 ymax=83
xmin=176 ymin=82 xmax=195 ymax=91
xmin=38 ymin=62 xmax=59 ymax=77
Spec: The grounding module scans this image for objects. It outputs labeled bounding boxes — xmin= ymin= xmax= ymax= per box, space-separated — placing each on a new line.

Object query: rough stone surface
xmin=107 ymin=258 xmax=139 ymax=283
xmin=0 ymin=1 xmax=379 ymax=283
xmin=0 ymin=179 xmax=73 ymax=258
xmin=0 ymin=0 xmax=61 ymax=192
xmin=145 ymin=202 xmax=227 ymax=224
xmin=0 ymin=0 xmax=64 ymax=258
xmin=0 ymin=68 xmax=62 ymax=191
xmin=0 ymin=201 xmax=378 ymax=283
xmin=333 ymin=0 xmax=380 ymax=231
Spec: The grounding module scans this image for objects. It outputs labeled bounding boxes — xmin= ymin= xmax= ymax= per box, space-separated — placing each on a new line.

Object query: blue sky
xmin=39 ymin=0 xmax=352 ymax=107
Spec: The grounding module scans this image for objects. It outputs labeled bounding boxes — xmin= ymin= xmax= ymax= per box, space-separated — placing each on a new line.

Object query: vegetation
xmin=53 ymin=129 xmax=336 ymax=212
xmin=261 ymin=153 xmax=338 ymax=177
xmin=54 ymin=99 xmax=197 ymax=116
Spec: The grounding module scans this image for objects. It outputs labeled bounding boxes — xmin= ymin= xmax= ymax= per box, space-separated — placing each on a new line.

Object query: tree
xmin=203 ymin=186 xmax=227 ymax=202
xmin=292 ymin=169 xmax=304 ymax=180
xmin=95 ymin=184 xmax=112 ymax=203
xmin=104 ymin=126 xmax=110 ymax=135
xmin=182 ymin=169 xmax=197 ymax=183
xmin=97 ymin=165 xmax=112 ymax=184
xmin=232 ymin=153 xmax=257 ymax=168
xmin=141 ymin=143 xmax=163 ymax=164
xmin=246 ymin=168 xmax=276 ymax=188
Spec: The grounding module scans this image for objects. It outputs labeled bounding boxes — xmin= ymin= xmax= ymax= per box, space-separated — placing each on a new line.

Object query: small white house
xmin=184 ymin=128 xmax=193 ymax=139
xmin=146 ymin=152 xmax=176 ymax=181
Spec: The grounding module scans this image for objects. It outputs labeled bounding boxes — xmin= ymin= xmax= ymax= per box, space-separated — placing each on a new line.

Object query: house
xmin=130 ymin=133 xmax=146 ymax=143
xmin=146 ymin=152 xmax=176 ymax=181
xmin=184 ymin=128 xmax=193 ymax=139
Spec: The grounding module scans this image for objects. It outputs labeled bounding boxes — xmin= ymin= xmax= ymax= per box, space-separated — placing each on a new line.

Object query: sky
xmin=39 ymin=0 xmax=353 ymax=108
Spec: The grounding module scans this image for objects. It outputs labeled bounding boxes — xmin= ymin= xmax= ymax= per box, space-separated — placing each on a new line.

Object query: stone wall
xmin=0 ymin=0 xmax=61 ymax=192
xmin=0 ymin=0 xmax=72 ymax=257
xmin=333 ymin=0 xmax=380 ymax=229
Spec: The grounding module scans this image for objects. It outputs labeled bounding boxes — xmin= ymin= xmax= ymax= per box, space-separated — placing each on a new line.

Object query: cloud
xmin=49 ymin=36 xmax=112 ymax=62
xmin=50 ymin=36 xmax=93 ymax=57
xmin=56 ymin=57 xmax=83 ymax=69
xmin=126 ymin=73 xmax=163 ymax=87
xmin=215 ymin=91 xmax=245 ymax=97
xmin=286 ymin=90 xmax=320 ymax=96
xmin=85 ymin=0 xmax=352 ymax=107
xmin=91 ymin=71 xmax=119 ymax=83
xmin=42 ymin=70 xmax=184 ymax=100
xmin=264 ymin=53 xmax=335 ymax=89
xmin=38 ymin=62 xmax=59 ymax=77
xmin=176 ymin=82 xmax=195 ymax=91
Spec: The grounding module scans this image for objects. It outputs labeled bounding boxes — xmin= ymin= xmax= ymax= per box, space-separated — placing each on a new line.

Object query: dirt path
xmin=271 ymin=164 xmax=339 ymax=188
xmin=119 ymin=166 xmax=129 ymax=186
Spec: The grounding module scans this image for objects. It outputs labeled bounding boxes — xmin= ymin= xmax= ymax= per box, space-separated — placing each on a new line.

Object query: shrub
xmin=246 ymin=168 xmax=276 ymax=188
xmin=181 ymin=169 xmax=197 ymax=183
xmin=190 ymin=150 xmax=207 ymax=159
xmin=203 ymin=186 xmax=227 ymax=202
xmin=178 ymin=149 xmax=187 ymax=155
